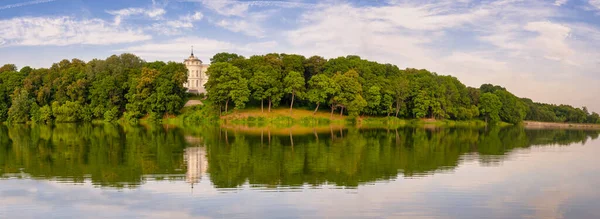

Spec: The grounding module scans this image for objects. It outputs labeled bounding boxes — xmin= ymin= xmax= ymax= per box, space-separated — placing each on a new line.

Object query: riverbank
xmin=215 ymin=108 xmax=494 ymax=128
xmin=523 ymin=121 xmax=600 ymax=130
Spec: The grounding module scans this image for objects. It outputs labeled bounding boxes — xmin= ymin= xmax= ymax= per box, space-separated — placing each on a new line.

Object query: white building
xmin=183 ymin=48 xmax=209 ymax=94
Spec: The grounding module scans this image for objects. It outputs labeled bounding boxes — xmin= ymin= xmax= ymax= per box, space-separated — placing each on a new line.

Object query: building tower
xmin=183 ymin=46 xmax=209 ymax=94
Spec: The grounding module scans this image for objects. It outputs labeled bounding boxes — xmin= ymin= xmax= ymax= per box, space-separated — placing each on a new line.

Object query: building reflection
xmin=184 ymin=146 xmax=208 ymax=188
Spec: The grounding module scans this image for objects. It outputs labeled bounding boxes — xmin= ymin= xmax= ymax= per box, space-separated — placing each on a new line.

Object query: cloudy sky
xmin=0 ymin=0 xmax=599 ymax=111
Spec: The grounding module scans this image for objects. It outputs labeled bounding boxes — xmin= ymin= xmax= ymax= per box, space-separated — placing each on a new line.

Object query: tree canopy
xmin=1 ymin=53 xmax=598 ymax=125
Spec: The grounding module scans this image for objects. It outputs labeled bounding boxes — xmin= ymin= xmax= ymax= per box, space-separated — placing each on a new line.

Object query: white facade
xmin=183 ymin=51 xmax=209 ymax=94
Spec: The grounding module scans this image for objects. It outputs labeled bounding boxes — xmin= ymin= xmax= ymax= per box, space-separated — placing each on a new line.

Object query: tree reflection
xmin=0 ymin=124 xmax=597 ymax=188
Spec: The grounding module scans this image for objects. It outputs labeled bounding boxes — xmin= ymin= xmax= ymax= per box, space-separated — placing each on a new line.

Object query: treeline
xmin=1 ymin=53 xmax=598 ymax=125
xmin=205 ymin=53 xmax=600 ymax=124
xmin=0 ymin=54 xmax=187 ymax=124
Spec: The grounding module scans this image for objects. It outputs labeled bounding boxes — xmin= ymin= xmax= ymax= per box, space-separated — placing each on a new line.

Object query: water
xmin=1 ymin=124 xmax=599 ymax=218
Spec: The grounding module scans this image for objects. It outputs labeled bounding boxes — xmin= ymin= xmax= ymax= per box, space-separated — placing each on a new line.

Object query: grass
xmin=217 ymin=107 xmax=494 ymax=129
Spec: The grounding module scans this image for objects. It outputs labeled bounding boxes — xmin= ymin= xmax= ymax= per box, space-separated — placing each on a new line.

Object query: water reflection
xmin=0 ymin=124 xmax=598 ymax=189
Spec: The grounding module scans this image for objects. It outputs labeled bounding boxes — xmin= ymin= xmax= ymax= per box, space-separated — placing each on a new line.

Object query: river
xmin=0 ymin=124 xmax=599 ymax=218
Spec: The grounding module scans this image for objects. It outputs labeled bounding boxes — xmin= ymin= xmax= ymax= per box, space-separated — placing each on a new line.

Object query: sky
xmin=0 ymin=0 xmax=599 ymax=112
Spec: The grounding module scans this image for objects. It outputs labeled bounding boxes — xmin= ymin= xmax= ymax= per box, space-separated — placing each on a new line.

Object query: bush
xmin=30 ymin=103 xmax=41 ymax=123
xmin=52 ymin=101 xmax=82 ymax=123
xmin=103 ymin=107 xmax=119 ymax=122
xmin=147 ymin=112 xmax=162 ymax=124
xmin=80 ymin=106 xmax=94 ymax=122
xmin=39 ymin=105 xmax=53 ymax=124
xmin=123 ymin=111 xmax=140 ymax=124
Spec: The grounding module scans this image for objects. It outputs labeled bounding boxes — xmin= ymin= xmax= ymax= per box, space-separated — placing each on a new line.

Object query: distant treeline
xmin=0 ymin=54 xmax=187 ymax=124
xmin=206 ymin=53 xmax=600 ymax=124
xmin=1 ymin=53 xmax=598 ymax=124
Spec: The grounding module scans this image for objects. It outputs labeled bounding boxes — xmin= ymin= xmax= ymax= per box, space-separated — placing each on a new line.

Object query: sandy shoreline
xmin=523 ymin=121 xmax=600 ymax=130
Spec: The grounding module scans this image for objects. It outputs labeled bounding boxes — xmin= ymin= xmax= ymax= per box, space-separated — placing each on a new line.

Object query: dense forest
xmin=206 ymin=53 xmax=600 ymax=124
xmin=0 ymin=53 xmax=598 ymax=124
xmin=0 ymin=54 xmax=187 ymax=124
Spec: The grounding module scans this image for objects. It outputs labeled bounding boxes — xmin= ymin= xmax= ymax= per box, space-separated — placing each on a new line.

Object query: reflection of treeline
xmin=1 ymin=124 xmax=598 ymax=189
xmin=206 ymin=127 xmax=599 ymax=188
xmin=0 ymin=124 xmax=187 ymax=188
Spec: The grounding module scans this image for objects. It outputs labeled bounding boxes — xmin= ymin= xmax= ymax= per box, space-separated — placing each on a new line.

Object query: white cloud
xmin=554 ymin=0 xmax=568 ymax=6
xmin=149 ymin=11 xmax=204 ymax=35
xmin=0 ymin=0 xmax=57 ymax=10
xmin=192 ymin=0 xmax=313 ymax=17
xmin=115 ymin=37 xmax=278 ymax=62
xmin=590 ymin=0 xmax=600 ymax=10
xmin=200 ymin=0 xmax=249 ymax=17
xmin=106 ymin=7 xmax=166 ymax=25
xmin=0 ymin=16 xmax=151 ymax=47
xmin=215 ymin=19 xmax=265 ymax=37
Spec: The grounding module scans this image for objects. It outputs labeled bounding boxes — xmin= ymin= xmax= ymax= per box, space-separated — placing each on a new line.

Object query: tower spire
xmin=191 ymin=45 xmax=194 ymax=56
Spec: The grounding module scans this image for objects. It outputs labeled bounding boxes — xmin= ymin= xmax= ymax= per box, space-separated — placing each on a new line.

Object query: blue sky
xmin=1 ymin=0 xmax=600 ymax=111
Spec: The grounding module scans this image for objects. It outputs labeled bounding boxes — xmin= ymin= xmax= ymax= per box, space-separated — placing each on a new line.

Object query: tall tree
xmin=283 ymin=71 xmax=306 ymax=115
xmin=249 ymin=71 xmax=269 ymax=112
xmin=479 ymin=93 xmax=502 ymax=123
xmin=307 ymin=74 xmax=339 ymax=114
xmin=205 ymin=62 xmax=250 ymax=113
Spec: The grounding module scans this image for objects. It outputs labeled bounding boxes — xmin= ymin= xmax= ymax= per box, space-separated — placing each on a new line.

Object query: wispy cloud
xmin=180 ymin=0 xmax=313 ymax=17
xmin=0 ymin=16 xmax=151 ymax=46
xmin=106 ymin=7 xmax=166 ymax=25
xmin=115 ymin=37 xmax=278 ymax=61
xmin=0 ymin=0 xmax=57 ymax=10
xmin=148 ymin=12 xmax=204 ymax=35
xmin=590 ymin=0 xmax=600 ymax=10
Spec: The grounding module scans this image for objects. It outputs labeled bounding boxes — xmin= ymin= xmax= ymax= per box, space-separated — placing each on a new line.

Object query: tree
xmin=391 ymin=76 xmax=409 ymax=117
xmin=7 ymin=90 xmax=33 ymax=123
xmin=249 ymin=71 xmax=270 ymax=112
xmin=363 ymin=86 xmax=382 ymax=116
xmin=331 ymin=70 xmax=365 ymax=117
xmin=283 ymin=71 xmax=306 ymax=115
xmin=479 ymin=93 xmax=502 ymax=123
xmin=304 ymin=56 xmax=327 ymax=80
xmin=307 ymin=74 xmax=338 ymax=115
xmin=0 ymin=64 xmax=17 ymax=73
xmin=494 ymin=90 xmax=527 ymax=124
xmin=205 ymin=62 xmax=250 ymax=113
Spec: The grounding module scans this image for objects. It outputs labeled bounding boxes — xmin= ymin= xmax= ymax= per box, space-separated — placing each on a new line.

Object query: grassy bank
xmin=209 ymin=107 xmax=495 ymax=129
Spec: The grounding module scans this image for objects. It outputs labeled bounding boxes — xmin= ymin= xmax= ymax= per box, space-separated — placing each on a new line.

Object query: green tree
xmin=205 ymin=63 xmax=250 ymax=113
xmin=307 ymin=74 xmax=339 ymax=114
xmin=7 ymin=90 xmax=33 ymax=123
xmin=249 ymin=71 xmax=270 ymax=112
xmin=283 ymin=71 xmax=306 ymax=115
xmin=479 ymin=93 xmax=502 ymax=123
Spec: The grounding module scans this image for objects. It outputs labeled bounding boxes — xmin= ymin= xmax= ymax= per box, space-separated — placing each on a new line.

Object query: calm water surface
xmin=1 ymin=124 xmax=599 ymax=219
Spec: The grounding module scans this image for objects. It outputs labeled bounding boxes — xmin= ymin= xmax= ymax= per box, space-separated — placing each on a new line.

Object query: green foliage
xmin=39 ymin=105 xmax=53 ymax=124
xmin=52 ymin=101 xmax=82 ymax=123
xmin=0 ymin=54 xmax=190 ymax=124
xmin=205 ymin=62 xmax=250 ymax=112
xmin=479 ymin=93 xmax=502 ymax=123
xmin=493 ymin=90 xmax=527 ymax=124
xmin=1 ymin=52 xmax=598 ymax=126
xmin=7 ymin=89 xmax=33 ymax=123
xmin=283 ymin=71 xmax=306 ymax=112
xmin=307 ymin=73 xmax=339 ymax=113
xmin=103 ymin=107 xmax=119 ymax=122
